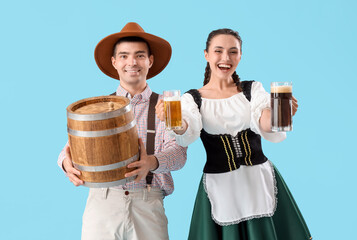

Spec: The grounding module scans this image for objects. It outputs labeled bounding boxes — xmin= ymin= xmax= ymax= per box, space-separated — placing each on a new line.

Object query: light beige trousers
xmin=81 ymin=188 xmax=169 ymax=240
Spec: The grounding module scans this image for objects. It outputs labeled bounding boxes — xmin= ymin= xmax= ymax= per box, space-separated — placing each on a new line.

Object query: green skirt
xmin=188 ymin=166 xmax=312 ymax=240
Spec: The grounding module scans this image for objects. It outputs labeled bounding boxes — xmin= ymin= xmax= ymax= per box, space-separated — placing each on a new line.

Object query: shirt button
xmin=125 ymin=191 xmax=129 ymax=195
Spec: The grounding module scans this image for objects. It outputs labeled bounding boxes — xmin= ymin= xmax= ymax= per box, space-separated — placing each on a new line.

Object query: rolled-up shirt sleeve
xmin=153 ymin=126 xmax=188 ymax=173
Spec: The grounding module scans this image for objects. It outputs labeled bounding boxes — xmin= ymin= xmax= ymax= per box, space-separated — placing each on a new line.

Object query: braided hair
xmin=203 ymin=28 xmax=243 ymax=91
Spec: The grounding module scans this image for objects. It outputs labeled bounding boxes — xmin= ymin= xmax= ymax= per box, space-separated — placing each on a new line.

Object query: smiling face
xmin=111 ymin=41 xmax=153 ymax=88
xmin=204 ymin=34 xmax=241 ymax=82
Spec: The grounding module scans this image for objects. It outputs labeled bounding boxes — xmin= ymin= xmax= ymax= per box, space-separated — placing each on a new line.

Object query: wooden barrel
xmin=67 ymin=96 xmax=138 ymax=188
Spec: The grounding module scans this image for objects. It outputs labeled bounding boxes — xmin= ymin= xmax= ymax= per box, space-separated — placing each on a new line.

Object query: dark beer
xmin=271 ymin=84 xmax=292 ymax=132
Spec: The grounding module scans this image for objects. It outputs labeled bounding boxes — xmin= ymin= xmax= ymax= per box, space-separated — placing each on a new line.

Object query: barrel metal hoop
xmin=73 ymin=153 xmax=139 ymax=172
xmin=68 ymin=119 xmax=136 ymax=137
xmin=82 ymin=176 xmax=136 ymax=188
xmin=67 ymin=104 xmax=132 ymax=121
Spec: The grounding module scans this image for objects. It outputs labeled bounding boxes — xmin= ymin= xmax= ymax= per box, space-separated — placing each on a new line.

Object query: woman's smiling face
xmin=204 ymin=34 xmax=242 ymax=81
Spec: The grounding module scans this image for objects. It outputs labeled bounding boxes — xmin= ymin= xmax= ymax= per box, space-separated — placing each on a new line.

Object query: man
xmin=58 ymin=22 xmax=187 ymax=240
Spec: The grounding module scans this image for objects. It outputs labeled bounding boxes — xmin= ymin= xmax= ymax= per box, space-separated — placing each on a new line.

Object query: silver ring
xmin=73 ymin=153 xmax=139 ymax=172
xmin=68 ymin=119 xmax=136 ymax=137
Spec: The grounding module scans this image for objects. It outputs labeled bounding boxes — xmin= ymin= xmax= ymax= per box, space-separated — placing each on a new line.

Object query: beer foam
xmin=164 ymin=96 xmax=180 ymax=101
xmin=271 ymin=85 xmax=292 ymax=93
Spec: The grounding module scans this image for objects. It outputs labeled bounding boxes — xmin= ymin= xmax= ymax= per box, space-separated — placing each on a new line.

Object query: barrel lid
xmin=67 ymin=96 xmax=131 ymax=121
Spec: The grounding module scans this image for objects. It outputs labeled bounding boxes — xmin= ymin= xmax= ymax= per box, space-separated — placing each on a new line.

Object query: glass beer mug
xmin=163 ymin=90 xmax=183 ymax=130
xmin=271 ymin=82 xmax=293 ymax=132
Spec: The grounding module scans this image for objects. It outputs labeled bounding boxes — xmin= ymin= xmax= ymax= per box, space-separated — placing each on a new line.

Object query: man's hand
xmin=63 ymin=145 xmax=84 ymax=186
xmin=125 ymin=138 xmax=159 ymax=183
xmin=155 ymin=99 xmax=165 ymax=122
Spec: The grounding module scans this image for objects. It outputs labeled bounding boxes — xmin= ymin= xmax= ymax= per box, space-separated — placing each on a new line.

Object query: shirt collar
xmin=116 ymin=84 xmax=152 ymax=102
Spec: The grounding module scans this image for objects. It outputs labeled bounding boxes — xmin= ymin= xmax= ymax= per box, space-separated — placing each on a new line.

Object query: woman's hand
xmin=292 ymin=96 xmax=298 ymax=116
xmin=259 ymin=108 xmax=272 ymax=132
xmin=155 ymin=99 xmax=188 ymax=135
xmin=260 ymin=96 xmax=298 ymax=132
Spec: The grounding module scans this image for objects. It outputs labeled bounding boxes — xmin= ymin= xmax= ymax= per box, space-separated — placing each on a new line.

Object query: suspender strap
xmin=146 ymin=92 xmax=159 ymax=185
xmin=110 ymin=90 xmax=158 ymax=186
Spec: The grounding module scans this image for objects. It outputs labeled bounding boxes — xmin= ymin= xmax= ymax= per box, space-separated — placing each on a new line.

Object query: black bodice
xmin=186 ymin=81 xmax=268 ymax=174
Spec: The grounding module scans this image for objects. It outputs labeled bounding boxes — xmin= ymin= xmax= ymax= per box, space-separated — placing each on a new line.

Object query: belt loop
xmin=102 ymin=188 xmax=108 ymax=199
xmin=143 ymin=188 xmax=148 ymax=201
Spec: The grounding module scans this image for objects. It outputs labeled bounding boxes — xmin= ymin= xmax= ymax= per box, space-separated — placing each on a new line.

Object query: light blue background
xmin=1 ymin=0 xmax=356 ymax=239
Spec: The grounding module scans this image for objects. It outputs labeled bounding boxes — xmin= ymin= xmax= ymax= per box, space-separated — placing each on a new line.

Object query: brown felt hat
xmin=94 ymin=22 xmax=172 ymax=80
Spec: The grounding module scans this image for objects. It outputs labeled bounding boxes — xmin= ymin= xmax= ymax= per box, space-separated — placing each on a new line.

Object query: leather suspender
xmin=146 ymin=92 xmax=159 ymax=188
xmin=110 ymin=90 xmax=158 ymax=188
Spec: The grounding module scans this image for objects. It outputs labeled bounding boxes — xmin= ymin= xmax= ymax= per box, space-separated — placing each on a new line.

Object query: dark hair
xmin=112 ymin=36 xmax=152 ymax=57
xmin=203 ymin=28 xmax=243 ymax=91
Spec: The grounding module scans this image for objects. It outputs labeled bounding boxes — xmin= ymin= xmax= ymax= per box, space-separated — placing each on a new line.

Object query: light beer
xmin=271 ymin=82 xmax=293 ymax=132
xmin=163 ymin=90 xmax=183 ymax=130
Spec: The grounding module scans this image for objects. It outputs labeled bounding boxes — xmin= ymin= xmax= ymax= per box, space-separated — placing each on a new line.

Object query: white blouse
xmin=174 ymin=81 xmax=287 ymax=225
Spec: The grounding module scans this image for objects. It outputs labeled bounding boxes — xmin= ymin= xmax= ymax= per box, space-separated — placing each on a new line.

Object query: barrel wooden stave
xmin=68 ymin=126 xmax=138 ymax=166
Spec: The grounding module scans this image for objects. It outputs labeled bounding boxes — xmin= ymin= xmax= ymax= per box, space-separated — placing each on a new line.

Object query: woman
xmin=156 ymin=28 xmax=312 ymax=240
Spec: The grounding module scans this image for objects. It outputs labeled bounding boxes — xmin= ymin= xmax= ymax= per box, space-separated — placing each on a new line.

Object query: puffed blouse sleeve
xmin=170 ymin=93 xmax=203 ymax=147
xmin=250 ymin=81 xmax=286 ymax=143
